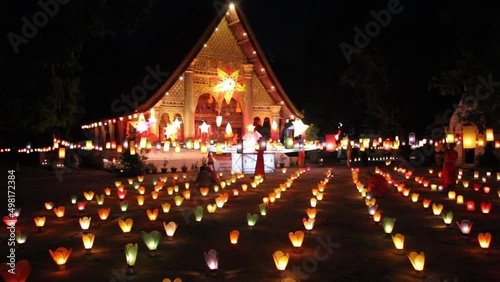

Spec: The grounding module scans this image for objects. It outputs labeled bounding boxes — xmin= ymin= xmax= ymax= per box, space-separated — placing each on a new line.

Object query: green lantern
xmin=133 ymin=182 xmax=140 ymax=190
xmin=442 ymin=210 xmax=453 ymax=226
xmin=185 ymin=139 xmax=194 ymax=150
xmin=142 ymin=230 xmax=161 ymax=256
xmin=125 ymin=243 xmax=138 ymax=274
xmin=284 ymin=137 xmax=294 ymax=149
xmin=71 ymin=195 xmax=77 ymax=205
xmin=120 ymin=201 xmax=129 ymax=212
xmin=152 ymin=178 xmax=158 ymax=186
xmin=194 ymin=206 xmax=204 ymax=222
xmin=246 ymin=213 xmax=259 ymax=228
xmin=382 ymin=217 xmax=396 ymax=235
xmin=258 ymin=203 xmax=267 ymax=216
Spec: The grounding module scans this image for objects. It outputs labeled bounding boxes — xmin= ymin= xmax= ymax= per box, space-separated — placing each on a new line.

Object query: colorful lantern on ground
xmin=54 ymin=206 xmax=65 ymax=218
xmin=194 ymin=206 xmax=204 ymax=222
xmin=15 ymin=230 xmax=28 ymax=246
xmin=258 ymin=203 xmax=267 ymax=216
xmin=408 ymin=251 xmax=425 ymax=272
xmin=125 ymin=243 xmax=138 ymax=274
xmin=478 ymin=233 xmax=492 ymax=249
xmin=118 ymin=218 xmax=133 ymax=233
xmin=174 ymin=196 xmax=184 ymax=207
xmin=82 ymin=233 xmax=95 ymax=253
xmin=247 ymin=213 xmax=259 ymax=228
xmin=136 ymin=195 xmax=145 ymax=206
xmin=422 ymin=199 xmax=431 ymax=209
xmin=163 ymin=221 xmax=178 ymax=239
xmin=382 ymin=217 xmax=396 ymax=235
xmin=162 ymin=202 xmax=171 ymax=213
xmin=310 ymin=198 xmax=317 ymax=208
xmin=103 ymin=187 xmax=111 ymax=196
xmin=302 ymin=218 xmax=315 ymax=232
xmin=466 ymin=201 xmax=475 ymax=211
xmin=480 ymin=202 xmax=492 ymax=214
xmin=448 ymin=191 xmax=456 ymax=200
xmin=97 ymin=208 xmax=110 ymax=220
xmin=442 ymin=211 xmax=453 ymax=226
xmin=289 ymin=231 xmax=305 ymax=248
xmin=49 ymin=247 xmax=72 ymax=270
xmin=146 ymin=209 xmax=159 ymax=221
xmin=432 ymin=203 xmax=443 ymax=215
xmin=76 ymin=201 xmax=86 ymax=211
xmin=79 ymin=217 xmax=91 ymax=231
xmin=207 ymin=204 xmax=217 ymax=214
xmin=215 ymin=197 xmax=225 ymax=208
xmin=368 ymin=205 xmax=378 ymax=216
xmin=456 ymin=195 xmax=464 ymax=204
xmin=142 ymin=231 xmax=161 ymax=256
xmin=138 ymin=186 xmax=146 ymax=195
xmin=204 ymin=249 xmax=218 ymax=271
xmin=273 ymin=251 xmax=289 ymax=271
xmin=117 ymin=189 xmax=127 ymax=200
xmin=0 ymin=259 xmax=31 ymax=282
xmin=373 ymin=211 xmax=382 ymax=223
xmin=229 ymin=230 xmax=240 ymax=244
xmin=120 ymin=201 xmax=129 ymax=212
xmin=392 ymin=233 xmax=404 ymax=254
xmin=457 ymin=220 xmax=473 ymax=236
xmin=70 ymin=195 xmax=77 ymax=204
xmin=45 ymin=202 xmax=54 ymax=210
xmin=34 ymin=217 xmax=46 ymax=232
xmin=307 ymin=208 xmax=317 ymax=219
xmin=83 ymin=191 xmax=95 ymax=201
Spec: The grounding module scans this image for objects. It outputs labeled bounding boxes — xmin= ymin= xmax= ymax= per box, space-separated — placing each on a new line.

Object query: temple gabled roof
xmin=135 ymin=2 xmax=303 ymax=119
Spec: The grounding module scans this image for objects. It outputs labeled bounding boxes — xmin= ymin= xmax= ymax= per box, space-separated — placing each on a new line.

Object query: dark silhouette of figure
xmin=440 ymin=143 xmax=458 ymax=191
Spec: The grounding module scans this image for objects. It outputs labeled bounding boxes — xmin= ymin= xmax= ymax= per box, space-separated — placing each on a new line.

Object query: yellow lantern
xmin=215 ymin=197 xmax=225 ymax=208
xmin=288 ymin=231 xmax=305 ymax=248
xmin=174 ymin=196 xmax=184 ymax=206
xmin=306 ymin=208 xmax=317 ymax=219
xmin=446 ymin=133 xmax=455 ymax=144
xmin=118 ymin=218 xmax=133 ymax=233
xmin=98 ymin=208 xmax=111 ymax=220
xmin=182 ymin=190 xmax=191 ymax=200
xmin=408 ymin=251 xmax=425 ymax=272
xmin=229 ymin=230 xmax=240 ymax=244
xmin=478 ymin=232 xmax=492 ymax=249
xmin=83 ymin=191 xmax=95 ymax=201
xmin=136 ymin=195 xmax=145 ymax=206
xmin=82 ymin=233 xmax=95 ymax=253
xmin=207 ymin=204 xmax=217 ymax=214
xmin=200 ymin=188 xmax=209 ymax=196
xmin=411 ymin=193 xmax=419 ymax=202
xmin=448 ymin=191 xmax=456 ymax=200
xmin=163 ymin=221 xmax=178 ymax=239
xmin=49 ymin=247 xmax=72 ymax=270
xmin=45 ymin=202 xmax=54 ymax=210
xmin=103 ymin=187 xmax=111 ymax=196
xmin=462 ymin=125 xmax=476 ymax=149
xmin=161 ymin=202 xmax=171 ymax=213
xmin=422 ymin=199 xmax=431 ymax=209
xmin=373 ymin=211 xmax=382 ymax=223
xmin=151 ymin=191 xmax=159 ymax=200
xmin=34 ymin=216 xmax=46 ymax=232
xmin=241 ymin=184 xmax=248 ymax=192
xmin=58 ymin=147 xmax=66 ymax=159
xmin=146 ymin=209 xmax=159 ymax=221
xmin=129 ymin=141 xmax=136 ymax=155
xmin=53 ymin=206 xmax=65 ymax=218
xmin=432 ymin=203 xmax=443 ymax=215
xmin=302 ymin=218 xmax=315 ymax=232
xmin=462 ymin=180 xmax=469 ymax=188
xmin=272 ymin=251 xmax=289 ymax=271
xmin=392 ymin=233 xmax=405 ymax=254
xmin=125 ymin=243 xmax=138 ymax=274
xmin=79 ymin=216 xmax=91 ymax=231
xmin=138 ymin=186 xmax=146 ymax=195
xmin=268 ymin=193 xmax=276 ymax=204
xmin=310 ymin=198 xmax=317 ymax=208
xmin=456 ymin=195 xmax=464 ymax=204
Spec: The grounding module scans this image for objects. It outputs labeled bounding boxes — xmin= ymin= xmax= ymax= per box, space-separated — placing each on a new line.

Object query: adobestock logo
xmin=7 ymin=0 xmax=71 ymax=54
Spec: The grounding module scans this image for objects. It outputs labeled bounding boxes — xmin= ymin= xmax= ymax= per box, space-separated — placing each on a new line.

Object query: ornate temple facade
xmin=81 ymin=4 xmax=302 ymax=147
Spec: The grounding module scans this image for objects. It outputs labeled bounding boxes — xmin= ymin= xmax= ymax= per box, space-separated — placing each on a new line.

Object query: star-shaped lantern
xmin=199 ymin=121 xmax=210 ymax=134
xmin=292 ymin=119 xmax=309 ymax=137
xmin=212 ymin=67 xmax=245 ymax=104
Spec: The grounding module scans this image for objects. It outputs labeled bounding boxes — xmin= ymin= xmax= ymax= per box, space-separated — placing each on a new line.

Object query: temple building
xmin=81 ymin=3 xmax=303 ymax=149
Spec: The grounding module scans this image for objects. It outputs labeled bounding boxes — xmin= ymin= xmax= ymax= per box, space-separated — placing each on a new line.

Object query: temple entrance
xmin=194 ymin=93 xmax=243 ymax=140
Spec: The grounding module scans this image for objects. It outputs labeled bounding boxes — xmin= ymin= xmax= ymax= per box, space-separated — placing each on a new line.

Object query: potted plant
xmin=181 ymin=164 xmax=188 ymax=172
xmin=145 ymin=162 xmax=155 ymax=174
xmin=151 ymin=165 xmax=158 ymax=174
xmin=170 ymin=166 xmax=177 ymax=173
xmin=161 ymin=159 xmax=168 ymax=173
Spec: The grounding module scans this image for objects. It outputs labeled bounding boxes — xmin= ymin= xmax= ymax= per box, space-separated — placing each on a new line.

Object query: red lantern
xmin=480 ymin=202 xmax=492 ymax=214
xmin=117 ymin=189 xmax=127 ymax=200
xmin=473 ymin=184 xmax=481 ymax=191
xmin=77 ymin=201 xmax=86 ymax=211
xmin=466 ymin=201 xmax=475 ymax=211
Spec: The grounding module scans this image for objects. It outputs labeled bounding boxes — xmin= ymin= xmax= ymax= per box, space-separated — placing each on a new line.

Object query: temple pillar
xmin=242 ymin=63 xmax=254 ymax=135
xmin=109 ymin=122 xmax=115 ymax=142
xmin=183 ymin=61 xmax=196 ymax=139
xmin=270 ymin=104 xmax=282 ymax=141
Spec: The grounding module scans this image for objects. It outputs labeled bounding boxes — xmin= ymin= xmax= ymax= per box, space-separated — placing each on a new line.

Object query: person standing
xmin=440 ymin=143 xmax=458 ymax=191
xmin=346 ymin=141 xmax=353 ymax=168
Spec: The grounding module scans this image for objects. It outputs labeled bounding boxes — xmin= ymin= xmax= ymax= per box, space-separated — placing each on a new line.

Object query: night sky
xmin=3 ymin=0 xmax=492 ymax=142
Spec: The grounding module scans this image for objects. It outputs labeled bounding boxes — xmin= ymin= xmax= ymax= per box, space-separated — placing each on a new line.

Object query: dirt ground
xmin=1 ymin=162 xmax=499 ymax=282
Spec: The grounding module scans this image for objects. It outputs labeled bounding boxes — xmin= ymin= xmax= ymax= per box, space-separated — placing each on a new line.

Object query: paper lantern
xmin=215 ymin=197 xmax=225 ymax=208
xmin=422 ymin=199 xmax=431 ymax=209
xmin=182 ymin=190 xmax=191 ymax=200
xmin=478 ymin=232 xmax=492 ymax=249
xmin=58 ymin=147 xmax=66 ymax=159
xmin=483 ymin=186 xmax=491 ymax=194
xmin=402 ymin=189 xmax=410 ymax=197
xmin=146 ymin=209 xmax=158 ymax=221
xmin=0 ymin=259 xmax=31 ymax=282
xmin=137 ymin=175 xmax=144 ymax=182
xmin=368 ymin=205 xmax=378 ymax=216
xmin=70 ymin=195 xmax=77 ymax=204
xmin=442 ymin=211 xmax=453 ymax=226
xmin=76 ymin=201 xmax=86 ymax=211
xmin=466 ymin=201 xmax=475 ymax=211
xmin=120 ymin=201 xmax=129 ymax=212
xmin=136 ymin=195 xmax=145 ymax=206
xmin=129 ymin=141 xmax=136 ymax=155
xmin=83 ymin=191 xmax=94 ymax=201
xmin=49 ymin=247 xmax=72 ymax=270
xmin=392 ymin=233 xmax=405 ymax=254
xmin=430 ymin=184 xmax=437 ymax=191
xmin=97 ymin=208 xmax=110 ymax=220
xmin=448 ymin=191 xmax=456 ymax=200
xmin=138 ymin=186 xmax=146 ymax=195
xmin=34 ymin=217 xmax=46 ymax=232
xmin=247 ymin=213 xmax=259 ymax=228
xmin=82 ymin=233 xmax=95 ymax=253
xmin=284 ymin=137 xmax=294 ymax=149
xmin=306 ymin=208 xmax=317 ymax=219
xmin=408 ymin=251 xmax=425 ymax=272
xmin=166 ymin=187 xmax=174 ymax=195
xmin=15 ymin=230 xmax=28 ymax=246
xmin=79 ymin=217 xmax=91 ymax=231
xmin=411 ymin=193 xmax=419 ymax=203
xmin=163 ymin=221 xmax=178 ymax=239
xmin=456 ymin=195 xmax=464 ymax=204
xmin=204 ymin=249 xmax=218 ymax=271
xmin=446 ymin=133 xmax=455 ymax=144
xmin=457 ymin=220 xmax=473 ymax=236
xmin=53 ymin=206 xmax=65 ymax=218
xmin=162 ymin=203 xmax=171 ymax=213
xmin=117 ymin=145 xmax=123 ymax=153
xmin=382 ymin=217 xmax=396 ymax=235
xmin=200 ymin=188 xmax=210 ymax=196
xmin=289 ymin=231 xmax=305 ymax=248
xmin=45 ymin=202 xmax=54 ymax=210
xmin=258 ymin=203 xmax=267 ymax=216
xmin=117 ymin=189 xmax=127 ymax=200
xmin=142 ymin=230 xmax=161 ymax=256
xmin=185 ymin=182 xmax=190 ymax=189
xmin=103 ymin=187 xmax=111 ymax=196
xmin=241 ymin=184 xmax=248 ymax=192
xmin=432 ymin=203 xmax=443 ymax=215
xmin=485 ymin=128 xmax=494 ymax=141
xmin=207 ymin=204 xmax=217 ymax=214
xmin=118 ymin=218 xmax=133 ymax=233
xmin=462 ymin=125 xmax=476 ymax=149
xmin=194 ymin=206 xmax=204 ymax=222
xmin=474 ymin=171 xmax=479 ymax=179
xmin=229 ymin=230 xmax=240 ymax=244
xmin=268 ymin=193 xmax=276 ymax=204
xmin=373 ymin=211 xmax=382 ymax=223
xmin=461 ymin=180 xmax=469 ymax=188
xmin=125 ymin=243 xmax=138 ymax=274
xmin=273 ymin=251 xmax=289 ymax=271
xmin=480 ymin=202 xmax=492 ymax=214
xmin=310 ymin=198 xmax=317 ymax=208
xmin=302 ymin=218 xmax=315 ymax=232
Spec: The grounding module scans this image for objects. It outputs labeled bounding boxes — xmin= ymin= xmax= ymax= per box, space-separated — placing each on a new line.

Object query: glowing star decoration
xmin=292 ymin=119 xmax=309 ymax=137
xmin=212 ymin=67 xmax=245 ymax=104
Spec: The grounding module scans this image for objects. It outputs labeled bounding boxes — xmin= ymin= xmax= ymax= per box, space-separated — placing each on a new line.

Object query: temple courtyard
xmin=1 ymin=163 xmax=499 ymax=282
